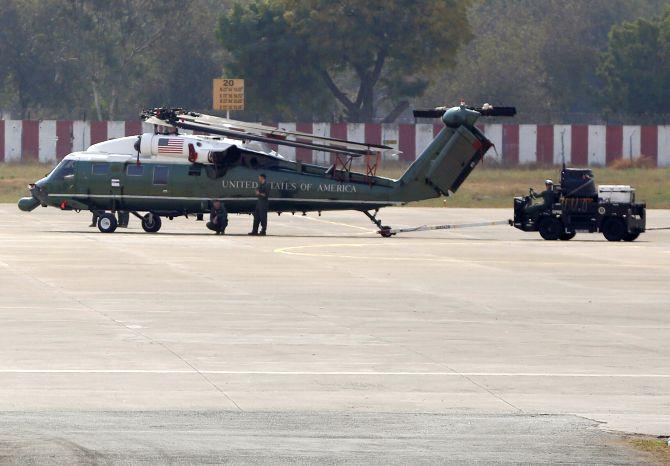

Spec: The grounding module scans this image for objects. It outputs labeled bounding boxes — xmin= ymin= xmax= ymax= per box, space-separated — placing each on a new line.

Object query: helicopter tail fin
xmin=392 ymin=123 xmax=492 ymax=203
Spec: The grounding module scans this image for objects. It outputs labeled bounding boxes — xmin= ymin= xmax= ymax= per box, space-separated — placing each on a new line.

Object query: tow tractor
xmin=511 ymin=168 xmax=646 ymax=241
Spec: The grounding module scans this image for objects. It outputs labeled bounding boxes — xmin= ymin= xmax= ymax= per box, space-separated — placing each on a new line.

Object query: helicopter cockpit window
xmin=49 ymin=159 xmax=75 ymax=180
xmin=92 ymin=163 xmax=110 ymax=175
xmin=153 ymin=166 xmax=169 ymax=185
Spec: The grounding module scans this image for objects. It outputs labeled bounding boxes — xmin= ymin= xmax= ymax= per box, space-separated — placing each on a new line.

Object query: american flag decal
xmin=157 ymin=138 xmax=183 ymax=154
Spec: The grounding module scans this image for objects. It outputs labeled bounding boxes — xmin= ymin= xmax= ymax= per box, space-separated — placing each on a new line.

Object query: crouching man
xmin=206 ymin=200 xmax=228 ymax=235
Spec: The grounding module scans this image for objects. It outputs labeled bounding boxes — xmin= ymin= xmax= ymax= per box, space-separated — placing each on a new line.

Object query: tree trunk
xmin=343 ymin=78 xmax=375 ymax=122
xmin=91 ymin=81 xmax=103 ymax=121
xmin=108 ymin=85 xmax=118 ymax=120
xmin=382 ymin=100 xmax=409 ymax=123
xmin=320 ymin=49 xmax=387 ymax=122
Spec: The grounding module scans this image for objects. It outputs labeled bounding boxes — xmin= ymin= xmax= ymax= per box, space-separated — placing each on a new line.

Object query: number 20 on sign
xmin=213 ymin=79 xmax=244 ymax=111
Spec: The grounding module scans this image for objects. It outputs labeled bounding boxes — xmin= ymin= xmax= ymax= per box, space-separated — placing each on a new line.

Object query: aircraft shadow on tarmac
xmin=46 ymin=230 xmax=648 ymax=242
xmin=49 ymin=230 xmax=387 ymax=240
xmin=45 ymin=229 xmax=532 ymax=241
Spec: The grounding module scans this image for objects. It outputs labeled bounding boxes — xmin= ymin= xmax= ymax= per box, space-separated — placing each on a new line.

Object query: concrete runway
xmin=0 ymin=205 xmax=669 ymax=463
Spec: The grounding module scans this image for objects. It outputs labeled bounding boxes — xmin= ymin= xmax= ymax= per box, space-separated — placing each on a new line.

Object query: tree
xmin=219 ymin=0 xmax=473 ymax=122
xmin=0 ymin=0 xmax=85 ymax=118
xmin=539 ymin=0 xmax=667 ymax=116
xmin=55 ymin=0 xmax=188 ymax=120
xmin=423 ymin=0 xmax=669 ymax=123
xmin=598 ymin=8 xmax=670 ymax=116
xmin=217 ymin=1 xmax=334 ymax=121
xmin=0 ymin=0 xmax=228 ymax=120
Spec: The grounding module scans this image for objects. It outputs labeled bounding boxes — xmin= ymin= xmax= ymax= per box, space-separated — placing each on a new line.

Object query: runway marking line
xmin=297 ymin=215 xmax=376 ymax=232
xmin=274 ymin=243 xmax=668 ymax=267
xmin=0 ymin=369 xmax=668 ymax=378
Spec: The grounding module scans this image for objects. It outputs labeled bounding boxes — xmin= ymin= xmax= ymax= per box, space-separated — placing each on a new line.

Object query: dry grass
xmin=610 ymin=156 xmax=657 ymax=170
xmin=2 ymin=161 xmax=670 ymax=208
xmin=377 ymin=163 xmax=670 ymax=208
xmin=0 ymin=163 xmax=55 ymax=203
xmin=624 ymin=436 xmax=670 ymax=465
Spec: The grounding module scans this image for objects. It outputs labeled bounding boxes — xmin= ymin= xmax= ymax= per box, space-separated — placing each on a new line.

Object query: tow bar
xmin=379 ymin=220 xmax=510 ymax=237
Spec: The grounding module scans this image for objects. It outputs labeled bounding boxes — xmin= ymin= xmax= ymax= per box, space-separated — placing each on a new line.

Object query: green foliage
xmin=1 ymin=0 xmax=670 ymax=122
xmin=598 ymin=8 xmax=670 ymax=116
xmin=219 ymin=0 xmax=473 ymax=122
xmin=0 ymin=0 xmax=227 ymax=120
xmin=218 ymin=1 xmax=335 ymax=121
xmin=0 ymin=0 xmax=84 ymax=117
xmin=424 ymin=0 xmax=668 ymax=123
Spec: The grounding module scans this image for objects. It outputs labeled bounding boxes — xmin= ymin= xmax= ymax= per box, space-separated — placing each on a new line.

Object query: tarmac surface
xmin=0 ymin=205 xmax=669 ymax=463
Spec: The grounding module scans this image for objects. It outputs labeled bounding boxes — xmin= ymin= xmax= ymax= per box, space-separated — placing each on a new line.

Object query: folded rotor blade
xmin=413 ymin=105 xmax=517 ymax=119
xmin=475 ymin=106 xmax=516 ymax=117
xmin=176 ymin=120 xmax=375 ymax=158
xmin=176 ymin=112 xmax=392 ymax=151
xmin=413 ymin=109 xmax=446 ymax=119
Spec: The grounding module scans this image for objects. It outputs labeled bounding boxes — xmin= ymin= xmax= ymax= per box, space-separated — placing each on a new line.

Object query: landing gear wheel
xmin=559 ymin=231 xmax=576 ymax=241
xmin=538 ymin=217 xmax=562 ymax=240
xmin=141 ymin=213 xmax=162 ymax=233
xmin=379 ymin=226 xmax=393 ymax=238
xmin=602 ymin=218 xmax=626 ymax=241
xmin=623 ymin=231 xmax=640 ymax=242
xmin=97 ymin=213 xmax=118 ymax=233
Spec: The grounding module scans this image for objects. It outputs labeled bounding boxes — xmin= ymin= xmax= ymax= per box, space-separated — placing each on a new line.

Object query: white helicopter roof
xmin=84 ymin=132 xmax=284 ymax=160
xmin=65 ymin=151 xmax=135 ymax=163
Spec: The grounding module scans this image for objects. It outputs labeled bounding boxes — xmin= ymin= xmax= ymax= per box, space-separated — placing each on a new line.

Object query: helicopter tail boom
xmin=392 ymin=114 xmax=492 ymax=203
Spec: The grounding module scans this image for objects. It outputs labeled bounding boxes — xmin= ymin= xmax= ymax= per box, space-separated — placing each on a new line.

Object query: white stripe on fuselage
xmin=47 ymin=194 xmax=400 ymax=205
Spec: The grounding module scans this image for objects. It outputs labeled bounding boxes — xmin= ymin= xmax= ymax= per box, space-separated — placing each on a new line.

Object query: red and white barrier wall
xmin=1 ymin=120 xmax=669 ymax=166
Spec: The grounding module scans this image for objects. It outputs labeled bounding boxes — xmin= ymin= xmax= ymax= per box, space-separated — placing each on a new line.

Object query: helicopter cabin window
xmin=126 ymin=164 xmax=144 ymax=176
xmin=153 ymin=166 xmax=169 ymax=185
xmin=91 ymin=163 xmax=110 ymax=176
xmin=188 ymin=164 xmax=202 ymax=176
xmin=49 ymin=159 xmax=75 ymax=180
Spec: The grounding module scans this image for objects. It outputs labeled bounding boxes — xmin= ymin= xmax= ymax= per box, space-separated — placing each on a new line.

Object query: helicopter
xmin=18 ymin=104 xmax=515 ymax=236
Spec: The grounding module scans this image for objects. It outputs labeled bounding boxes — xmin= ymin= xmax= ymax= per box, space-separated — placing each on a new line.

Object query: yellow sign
xmin=213 ymin=78 xmax=244 ymax=111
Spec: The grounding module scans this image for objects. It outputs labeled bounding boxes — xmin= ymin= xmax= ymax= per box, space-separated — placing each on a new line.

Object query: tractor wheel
xmin=623 ymin=231 xmax=640 ymax=242
xmin=559 ymin=231 xmax=576 ymax=241
xmin=538 ymin=217 xmax=562 ymax=240
xmin=97 ymin=213 xmax=118 ymax=233
xmin=602 ymin=217 xmax=626 ymax=242
xmin=142 ymin=213 xmax=162 ymax=233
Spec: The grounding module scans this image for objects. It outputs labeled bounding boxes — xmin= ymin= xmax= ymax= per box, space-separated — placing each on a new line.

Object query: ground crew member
xmin=206 ymin=200 xmax=228 ymax=235
xmin=89 ymin=212 xmax=99 ymax=227
xmin=249 ymin=174 xmax=269 ymax=236
xmin=117 ymin=211 xmax=129 ymax=228
xmin=525 ymin=179 xmax=555 ymax=216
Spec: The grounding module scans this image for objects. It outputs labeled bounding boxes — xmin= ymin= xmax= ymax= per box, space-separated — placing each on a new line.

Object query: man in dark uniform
xmin=525 ymin=179 xmax=555 ymax=217
xmin=206 ymin=200 xmax=228 ymax=235
xmin=249 ymin=174 xmax=269 ymax=236
xmin=117 ymin=211 xmax=130 ymax=228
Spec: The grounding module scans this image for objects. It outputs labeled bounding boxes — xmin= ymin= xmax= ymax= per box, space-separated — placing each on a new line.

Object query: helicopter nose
xmin=18 ymin=179 xmax=48 ymax=212
xmin=18 ymin=196 xmax=40 ymax=212
xmin=31 ymin=179 xmax=49 ymax=202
